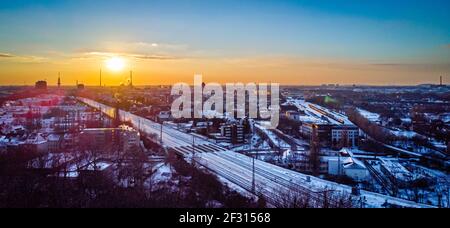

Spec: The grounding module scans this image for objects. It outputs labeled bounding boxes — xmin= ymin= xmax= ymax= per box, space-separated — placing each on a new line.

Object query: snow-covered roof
xmin=286 ymin=98 xmax=355 ymax=125
xmin=47 ymin=134 xmax=61 ymax=142
xmin=255 ymin=123 xmax=290 ymax=149
xmin=357 ymin=108 xmax=380 ymax=122
xmin=28 ymin=153 xmax=76 ymax=169
xmin=390 ymin=130 xmax=418 ymax=139
xmin=84 ymin=162 xmax=112 ymax=171
xmin=339 ymin=148 xmax=354 ymax=157
xmin=379 ymin=158 xmax=413 ymax=181
xmin=343 ymin=157 xmax=366 ymax=169
xmin=25 ymin=134 xmax=47 ymax=145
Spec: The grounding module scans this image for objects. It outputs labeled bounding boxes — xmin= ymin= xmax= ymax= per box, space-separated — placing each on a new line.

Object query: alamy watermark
xmin=171 ymin=74 xmax=280 ymax=129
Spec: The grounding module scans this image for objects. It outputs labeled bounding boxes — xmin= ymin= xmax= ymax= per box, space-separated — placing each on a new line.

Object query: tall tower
xmin=130 ymin=70 xmax=133 ymax=87
xmin=57 ymin=72 xmax=61 ymax=88
xmin=440 ymin=76 xmax=443 ymax=86
xmin=100 ymin=69 xmax=102 ymax=87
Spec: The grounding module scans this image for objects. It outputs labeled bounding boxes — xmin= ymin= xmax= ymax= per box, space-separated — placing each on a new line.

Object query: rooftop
xmin=284 ymin=98 xmax=355 ymax=126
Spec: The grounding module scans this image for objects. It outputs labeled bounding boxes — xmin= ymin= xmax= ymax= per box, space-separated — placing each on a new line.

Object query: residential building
xmin=80 ymin=125 xmax=140 ymax=152
xmin=35 ymin=81 xmax=47 ymax=90
xmin=220 ymin=124 xmax=245 ymax=144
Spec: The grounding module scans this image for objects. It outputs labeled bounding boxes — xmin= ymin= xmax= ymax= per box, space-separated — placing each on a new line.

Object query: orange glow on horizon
xmin=0 ymin=56 xmax=448 ymax=86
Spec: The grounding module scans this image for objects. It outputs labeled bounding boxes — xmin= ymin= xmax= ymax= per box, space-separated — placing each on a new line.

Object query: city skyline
xmin=0 ymin=0 xmax=448 ymax=212
xmin=0 ymin=0 xmax=449 ymax=86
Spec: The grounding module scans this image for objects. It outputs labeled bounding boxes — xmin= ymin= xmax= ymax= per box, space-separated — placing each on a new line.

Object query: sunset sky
xmin=0 ymin=0 xmax=449 ymax=86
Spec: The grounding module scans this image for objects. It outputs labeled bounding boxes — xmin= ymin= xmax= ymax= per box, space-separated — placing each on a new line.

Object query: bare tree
xmin=275 ymin=186 xmax=356 ymax=208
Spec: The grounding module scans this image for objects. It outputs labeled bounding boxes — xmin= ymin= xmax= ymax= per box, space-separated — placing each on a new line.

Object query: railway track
xmin=78 ymin=97 xmax=434 ymax=208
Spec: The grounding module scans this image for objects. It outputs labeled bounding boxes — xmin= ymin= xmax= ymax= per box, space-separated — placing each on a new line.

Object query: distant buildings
xmin=47 ymin=134 xmax=62 ymax=153
xmin=119 ymin=125 xmax=141 ymax=152
xmin=157 ymin=111 xmax=172 ymax=122
xmin=328 ymin=148 xmax=369 ymax=181
xmin=299 ymin=123 xmax=359 ymax=149
xmin=20 ymin=133 xmax=48 ymax=154
xmin=283 ymin=152 xmax=329 ymax=174
xmin=80 ymin=125 xmax=140 ymax=152
xmin=331 ymin=125 xmax=359 ymax=148
xmin=379 ymin=158 xmax=416 ymax=187
xmin=282 ymin=148 xmax=370 ymax=180
xmin=300 ymin=122 xmax=331 ymax=142
xmin=220 ymin=124 xmax=245 ymax=144
xmin=284 ymin=110 xmax=302 ymax=121
xmin=35 ymin=80 xmax=47 ymax=90
xmin=285 ymin=99 xmax=359 ymax=149
xmin=0 ymin=94 xmax=117 ymax=155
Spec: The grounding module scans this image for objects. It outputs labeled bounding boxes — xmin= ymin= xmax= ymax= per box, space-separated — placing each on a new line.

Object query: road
xmin=78 ymin=97 xmax=434 ymax=208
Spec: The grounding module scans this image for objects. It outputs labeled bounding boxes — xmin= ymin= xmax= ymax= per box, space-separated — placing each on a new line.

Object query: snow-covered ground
xmin=357 ymin=108 xmax=381 ymax=122
xmin=151 ymin=162 xmax=173 ymax=183
xmin=255 ymin=122 xmax=290 ymax=149
xmin=143 ymin=162 xmax=181 ymax=192
xmin=286 ymin=98 xmax=355 ymax=125
xmin=390 ymin=129 xmax=418 ymax=139
xmin=81 ymin=97 xmax=435 ymax=208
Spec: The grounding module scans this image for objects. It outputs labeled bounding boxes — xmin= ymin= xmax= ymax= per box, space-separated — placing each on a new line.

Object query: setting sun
xmin=105 ymin=57 xmax=125 ymax=72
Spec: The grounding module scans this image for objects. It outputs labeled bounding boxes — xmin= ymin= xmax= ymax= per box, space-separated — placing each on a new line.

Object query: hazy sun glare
xmin=106 ymin=57 xmax=125 ymax=72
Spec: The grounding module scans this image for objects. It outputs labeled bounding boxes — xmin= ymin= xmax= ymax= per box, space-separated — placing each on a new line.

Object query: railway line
xmin=78 ymin=97 xmax=434 ymax=208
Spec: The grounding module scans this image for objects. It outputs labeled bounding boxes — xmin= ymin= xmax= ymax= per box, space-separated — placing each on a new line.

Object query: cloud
xmin=369 ymin=62 xmax=449 ymax=67
xmin=0 ymin=53 xmax=14 ymax=58
xmin=129 ymin=54 xmax=179 ymax=60
xmin=72 ymin=40 xmax=190 ymax=61
xmin=0 ymin=52 xmax=47 ymax=63
xmin=114 ymin=41 xmax=188 ymax=51
xmin=369 ymin=63 xmax=413 ymax=66
xmin=78 ymin=51 xmax=180 ymax=60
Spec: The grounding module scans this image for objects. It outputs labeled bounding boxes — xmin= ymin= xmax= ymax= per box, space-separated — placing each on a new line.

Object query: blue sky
xmin=0 ymin=0 xmax=449 ymax=85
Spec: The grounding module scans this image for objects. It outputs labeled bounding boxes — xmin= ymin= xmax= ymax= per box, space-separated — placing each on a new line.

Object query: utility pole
xmin=76 ymin=110 xmax=80 ymax=132
xmin=359 ymin=196 xmax=366 ymax=208
xmin=130 ymin=70 xmax=133 ymax=87
xmin=338 ymin=149 xmax=341 ymax=178
xmin=113 ymin=102 xmax=120 ymax=127
xmin=278 ymin=133 xmax=281 ymax=151
xmin=138 ymin=118 xmax=141 ymax=133
xmin=251 ymin=135 xmax=256 ymax=194
xmin=192 ymin=135 xmax=196 ymax=166
xmin=310 ymin=124 xmax=320 ymax=176
xmin=57 ymin=72 xmax=61 ymax=89
xmin=160 ymin=122 xmax=163 ymax=144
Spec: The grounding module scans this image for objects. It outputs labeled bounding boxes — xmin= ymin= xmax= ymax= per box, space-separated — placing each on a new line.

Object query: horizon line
xmin=0 ymin=83 xmax=448 ymax=87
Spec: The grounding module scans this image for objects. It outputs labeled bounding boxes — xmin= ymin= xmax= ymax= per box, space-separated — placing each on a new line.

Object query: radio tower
xmin=129 ymin=70 xmax=133 ymax=87
xmin=57 ymin=72 xmax=61 ymax=88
